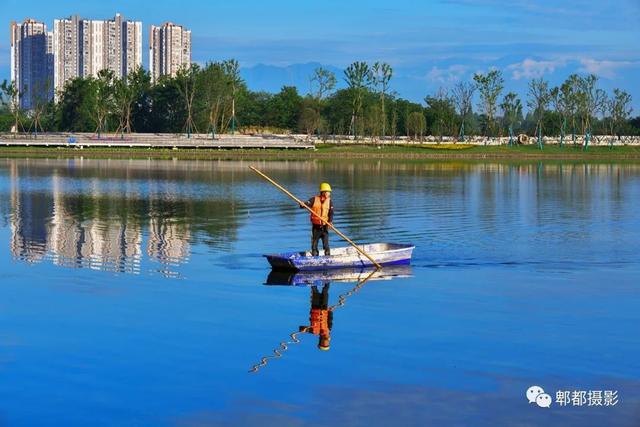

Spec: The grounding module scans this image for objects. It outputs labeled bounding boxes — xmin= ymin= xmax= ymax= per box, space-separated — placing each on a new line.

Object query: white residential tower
xmin=149 ymin=22 xmax=191 ymax=82
xmin=52 ymin=13 xmax=142 ymax=95
xmin=10 ymin=19 xmax=54 ymax=110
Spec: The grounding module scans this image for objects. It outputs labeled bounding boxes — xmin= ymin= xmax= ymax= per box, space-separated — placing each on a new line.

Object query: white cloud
xmin=577 ymin=58 xmax=636 ymax=79
xmin=506 ymin=58 xmax=563 ymax=80
xmin=505 ymin=57 xmax=639 ymax=81
xmin=425 ymin=64 xmax=468 ymax=84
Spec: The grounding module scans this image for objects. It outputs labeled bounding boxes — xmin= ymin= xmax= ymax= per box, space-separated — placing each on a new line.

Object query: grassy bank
xmin=314 ymin=144 xmax=640 ymax=159
xmin=1 ymin=143 xmax=639 ymax=160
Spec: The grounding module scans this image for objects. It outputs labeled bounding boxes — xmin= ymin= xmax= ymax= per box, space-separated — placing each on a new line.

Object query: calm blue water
xmin=0 ymin=158 xmax=638 ymax=426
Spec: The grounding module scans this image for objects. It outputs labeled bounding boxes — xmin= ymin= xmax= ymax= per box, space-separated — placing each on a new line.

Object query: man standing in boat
xmin=301 ymin=183 xmax=334 ymax=256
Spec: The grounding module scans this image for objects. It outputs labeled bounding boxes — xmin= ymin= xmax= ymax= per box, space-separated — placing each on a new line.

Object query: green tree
xmin=94 ymin=69 xmax=116 ymax=136
xmin=0 ymin=80 xmax=23 ymax=135
xmin=265 ymin=86 xmax=302 ymax=130
xmin=176 ymin=64 xmax=200 ymax=137
xmin=324 ymin=89 xmax=354 ymax=136
xmin=425 ymin=88 xmax=456 ymax=142
xmin=390 ymin=98 xmax=424 ymax=137
xmin=128 ymin=67 xmax=152 ymax=133
xmin=554 ymin=79 xmax=575 ymax=146
xmin=222 ymin=59 xmax=242 ymax=133
xmin=576 ymin=74 xmax=606 ymax=148
xmin=111 ymin=67 xmax=150 ymax=136
xmin=628 ymin=116 xmax=640 ymax=136
xmin=57 ymin=77 xmax=98 ymax=132
xmin=29 ymin=78 xmax=53 ymax=137
xmin=299 ymin=97 xmax=321 ymax=136
xmin=473 ymin=70 xmax=504 ymax=141
xmin=406 ymin=111 xmax=426 ymax=141
xmin=500 ymin=92 xmax=523 ymax=145
xmin=558 ymin=75 xmax=581 ymax=145
xmin=452 ymin=81 xmax=476 ymax=141
xmin=608 ymin=89 xmax=633 ymax=144
xmin=310 ymin=67 xmax=337 ymax=101
xmin=147 ymin=76 xmax=184 ymax=133
xmin=113 ymin=76 xmax=133 ymax=136
xmin=305 ymin=67 xmax=336 ymax=137
xmin=237 ymin=90 xmax=270 ymax=131
xmin=344 ymin=61 xmax=371 ymax=138
xmin=527 ymin=77 xmax=550 ymax=149
xmin=199 ymin=62 xmax=230 ymax=137
xmin=370 ymin=62 xmax=393 ymax=138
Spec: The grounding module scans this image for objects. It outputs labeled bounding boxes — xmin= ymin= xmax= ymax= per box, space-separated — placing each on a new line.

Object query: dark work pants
xmin=311 ymin=284 xmax=330 ymax=309
xmin=311 ymin=225 xmax=330 ymax=256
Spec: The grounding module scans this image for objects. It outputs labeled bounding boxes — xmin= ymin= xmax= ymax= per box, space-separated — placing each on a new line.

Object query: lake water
xmin=0 ymin=157 xmax=638 ymax=426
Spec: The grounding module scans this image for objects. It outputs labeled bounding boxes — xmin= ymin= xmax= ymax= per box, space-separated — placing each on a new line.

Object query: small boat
xmin=265 ymin=265 xmax=413 ymax=286
xmin=264 ymin=243 xmax=415 ymax=271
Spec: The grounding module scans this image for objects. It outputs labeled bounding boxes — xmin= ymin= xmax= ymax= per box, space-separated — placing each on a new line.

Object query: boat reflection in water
xmin=249 ymin=266 xmax=412 ymax=373
xmin=265 ymin=265 xmax=413 ymax=287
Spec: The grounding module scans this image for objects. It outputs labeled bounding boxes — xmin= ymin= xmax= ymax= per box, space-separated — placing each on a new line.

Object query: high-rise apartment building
xmin=10 ymin=19 xmax=54 ymax=110
xmin=149 ymin=22 xmax=191 ymax=82
xmin=53 ymin=13 xmax=142 ymax=95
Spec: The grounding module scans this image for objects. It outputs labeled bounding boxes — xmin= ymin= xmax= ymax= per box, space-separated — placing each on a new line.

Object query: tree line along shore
xmin=1 ymin=60 xmax=638 ymax=146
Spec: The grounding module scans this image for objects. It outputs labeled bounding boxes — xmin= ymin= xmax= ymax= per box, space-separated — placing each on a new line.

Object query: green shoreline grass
xmin=1 ymin=143 xmax=640 ymax=161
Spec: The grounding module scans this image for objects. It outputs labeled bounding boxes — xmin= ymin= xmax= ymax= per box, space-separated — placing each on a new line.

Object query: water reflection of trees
xmin=3 ymin=157 xmax=639 ymax=272
xmin=303 ymin=160 xmax=640 ymax=249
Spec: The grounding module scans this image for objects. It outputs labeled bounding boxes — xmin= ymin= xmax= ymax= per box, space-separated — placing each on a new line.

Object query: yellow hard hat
xmin=320 ymin=182 xmax=332 ymax=193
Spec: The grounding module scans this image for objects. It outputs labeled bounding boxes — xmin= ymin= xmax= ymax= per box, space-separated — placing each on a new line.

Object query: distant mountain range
xmin=240 ymin=62 xmax=344 ymax=95
xmin=239 ymin=62 xmax=428 ymax=104
xmin=239 ymin=59 xmax=640 ymax=113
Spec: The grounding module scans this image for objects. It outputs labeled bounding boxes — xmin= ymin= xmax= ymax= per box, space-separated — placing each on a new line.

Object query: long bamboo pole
xmin=249 ymin=166 xmax=382 ymax=268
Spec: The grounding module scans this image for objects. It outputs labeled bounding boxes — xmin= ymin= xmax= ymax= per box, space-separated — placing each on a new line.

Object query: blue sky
xmin=2 ymin=0 xmax=639 ymax=112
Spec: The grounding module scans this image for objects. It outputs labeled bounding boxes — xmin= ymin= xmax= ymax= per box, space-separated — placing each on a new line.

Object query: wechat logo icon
xmin=527 ymin=385 xmax=552 ymax=408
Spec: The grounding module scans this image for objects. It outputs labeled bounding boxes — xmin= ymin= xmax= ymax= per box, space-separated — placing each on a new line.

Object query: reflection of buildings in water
xmin=87 ymin=221 xmax=143 ymax=272
xmin=10 ymin=192 xmax=54 ymax=263
xmin=8 ymin=172 xmax=146 ymax=273
xmin=9 ymin=196 xmax=190 ymax=276
xmin=48 ymin=214 xmax=143 ymax=273
xmin=47 ymin=174 xmax=142 ymax=273
xmin=147 ymin=217 xmax=191 ymax=277
xmin=7 ymin=161 xmax=193 ymax=276
xmin=9 ymin=161 xmax=54 ymax=262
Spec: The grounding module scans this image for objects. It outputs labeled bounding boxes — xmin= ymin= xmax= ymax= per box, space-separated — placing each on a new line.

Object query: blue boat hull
xmin=264 ymin=243 xmax=415 ymax=271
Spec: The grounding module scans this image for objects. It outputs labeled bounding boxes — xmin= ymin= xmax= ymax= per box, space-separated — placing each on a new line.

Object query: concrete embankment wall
xmin=0 ymin=132 xmax=313 ymax=149
xmin=2 ymin=132 xmax=640 ymax=148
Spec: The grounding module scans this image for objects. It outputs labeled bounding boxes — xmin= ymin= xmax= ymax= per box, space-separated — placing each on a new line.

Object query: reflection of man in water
xmin=299 ymin=283 xmax=333 ymax=351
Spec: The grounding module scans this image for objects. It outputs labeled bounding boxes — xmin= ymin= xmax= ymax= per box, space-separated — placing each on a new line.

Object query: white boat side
xmin=265 ymin=243 xmax=415 ymax=271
